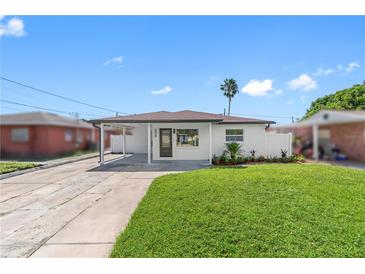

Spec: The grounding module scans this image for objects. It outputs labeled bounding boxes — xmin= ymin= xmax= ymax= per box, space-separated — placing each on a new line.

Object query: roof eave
xmin=218 ymin=121 xmax=276 ymax=124
xmin=89 ymin=119 xmax=224 ymax=124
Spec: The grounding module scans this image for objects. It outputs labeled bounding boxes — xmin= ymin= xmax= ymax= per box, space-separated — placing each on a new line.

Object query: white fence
xmin=264 ymin=132 xmax=292 ymax=157
xmin=111 ymin=134 xmax=146 ymax=154
xmin=111 ymin=135 xmax=124 ymax=153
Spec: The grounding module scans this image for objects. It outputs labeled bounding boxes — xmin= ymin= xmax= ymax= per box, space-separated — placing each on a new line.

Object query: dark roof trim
xmin=218 ymin=121 xmax=276 ymax=124
xmin=89 ymin=119 xmax=224 ymax=124
xmin=90 ymin=119 xmax=275 ymax=124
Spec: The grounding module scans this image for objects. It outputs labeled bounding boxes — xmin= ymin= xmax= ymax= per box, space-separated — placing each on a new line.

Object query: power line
xmin=1 ymin=99 xmax=104 ymax=118
xmin=1 ymin=76 xmax=128 ymax=115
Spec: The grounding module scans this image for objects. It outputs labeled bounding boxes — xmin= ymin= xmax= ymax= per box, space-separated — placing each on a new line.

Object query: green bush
xmin=224 ymin=142 xmax=242 ymax=161
xmin=211 ymin=150 xmax=305 ymax=165
xmin=220 ymin=152 xmax=230 ymax=164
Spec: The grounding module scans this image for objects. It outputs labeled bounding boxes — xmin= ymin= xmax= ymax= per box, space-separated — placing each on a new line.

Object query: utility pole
xmin=291 ymin=116 xmax=295 ymax=123
xmin=223 ymin=108 xmax=226 ymax=116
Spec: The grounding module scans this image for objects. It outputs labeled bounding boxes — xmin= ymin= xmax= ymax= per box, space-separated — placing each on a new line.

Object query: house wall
xmin=127 ymin=122 xmax=291 ymax=160
xmin=213 ymin=124 xmax=263 ymax=157
xmin=212 ymin=124 xmax=291 ymax=158
xmin=0 ymin=125 xmax=113 ymax=158
xmin=0 ymin=125 xmax=48 ymax=157
xmin=152 ymin=123 xmax=210 ymax=160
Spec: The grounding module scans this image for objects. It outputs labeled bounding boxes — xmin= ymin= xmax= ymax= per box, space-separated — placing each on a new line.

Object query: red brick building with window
xmin=0 ymin=112 xmax=119 ymax=158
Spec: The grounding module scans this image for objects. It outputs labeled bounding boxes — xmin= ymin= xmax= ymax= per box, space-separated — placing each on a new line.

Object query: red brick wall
xmin=322 ymin=122 xmax=365 ymax=162
xmin=0 ymin=125 xmax=104 ymax=158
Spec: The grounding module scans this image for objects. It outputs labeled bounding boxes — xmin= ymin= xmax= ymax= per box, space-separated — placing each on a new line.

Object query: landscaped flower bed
xmin=212 ymin=142 xmax=305 ymax=165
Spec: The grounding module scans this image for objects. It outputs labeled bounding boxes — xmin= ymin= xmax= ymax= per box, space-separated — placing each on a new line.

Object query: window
xmin=76 ymin=131 xmax=83 ymax=143
xmin=11 ymin=128 xmax=29 ymax=142
xmin=176 ymin=129 xmax=199 ymax=147
xmin=64 ymin=129 xmax=74 ymax=142
xmin=225 ymin=129 xmax=244 ymax=142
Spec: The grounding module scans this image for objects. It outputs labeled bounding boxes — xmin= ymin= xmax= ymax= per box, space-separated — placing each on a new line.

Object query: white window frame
xmin=176 ymin=129 xmax=199 ymax=148
xmin=11 ymin=128 xmax=29 ymax=143
xmin=225 ymin=129 xmax=244 ymax=143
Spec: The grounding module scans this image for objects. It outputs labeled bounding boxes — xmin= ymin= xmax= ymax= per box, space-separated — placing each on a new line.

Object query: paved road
xmin=0 ymin=155 xmax=170 ymax=258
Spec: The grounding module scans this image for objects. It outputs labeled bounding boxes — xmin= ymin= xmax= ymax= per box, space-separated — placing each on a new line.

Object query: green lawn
xmin=111 ymin=164 xmax=365 ymax=258
xmin=0 ymin=162 xmax=40 ymax=174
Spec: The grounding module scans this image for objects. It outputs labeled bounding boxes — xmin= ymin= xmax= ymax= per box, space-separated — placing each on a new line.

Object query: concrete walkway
xmin=0 ymin=154 xmax=183 ymax=258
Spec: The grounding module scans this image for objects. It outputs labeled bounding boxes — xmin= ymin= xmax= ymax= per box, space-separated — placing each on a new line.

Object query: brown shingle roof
xmin=90 ymin=110 xmax=275 ymax=124
xmin=0 ymin=111 xmax=95 ymax=128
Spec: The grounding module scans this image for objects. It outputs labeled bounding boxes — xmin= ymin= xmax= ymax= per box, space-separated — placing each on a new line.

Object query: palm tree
xmin=220 ymin=78 xmax=239 ymax=116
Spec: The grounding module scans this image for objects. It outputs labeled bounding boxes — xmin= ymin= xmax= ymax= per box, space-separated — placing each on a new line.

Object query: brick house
xmin=272 ymin=110 xmax=365 ymax=162
xmin=0 ymin=112 xmax=121 ymax=158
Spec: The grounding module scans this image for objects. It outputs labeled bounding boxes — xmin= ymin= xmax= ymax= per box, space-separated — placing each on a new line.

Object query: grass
xmin=2 ymin=149 xmax=97 ymax=162
xmin=110 ymin=164 xmax=365 ymax=258
xmin=0 ymin=162 xmax=40 ymax=174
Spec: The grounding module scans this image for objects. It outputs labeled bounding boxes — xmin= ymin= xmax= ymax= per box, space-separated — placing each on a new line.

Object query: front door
xmin=159 ymin=128 xmax=172 ymax=157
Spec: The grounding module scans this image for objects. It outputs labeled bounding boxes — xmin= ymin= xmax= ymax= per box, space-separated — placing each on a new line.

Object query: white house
xmin=91 ymin=110 xmax=292 ymax=165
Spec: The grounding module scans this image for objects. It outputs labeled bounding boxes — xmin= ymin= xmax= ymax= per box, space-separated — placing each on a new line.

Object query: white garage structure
xmin=91 ymin=110 xmax=292 ymax=165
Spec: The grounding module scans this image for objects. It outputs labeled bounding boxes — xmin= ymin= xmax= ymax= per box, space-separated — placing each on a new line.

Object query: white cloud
xmin=150 ymin=86 xmax=172 ymax=95
xmin=287 ymin=100 xmax=294 ymax=105
xmin=104 ymin=56 xmax=123 ymax=66
xmin=288 ymin=74 xmax=317 ymax=91
xmin=312 ymin=67 xmax=334 ymax=76
xmin=241 ymin=79 xmax=274 ymax=97
xmin=0 ymin=17 xmax=25 ymax=37
xmin=345 ymin=62 xmax=360 ymax=74
xmin=337 ymin=62 xmax=360 ymax=74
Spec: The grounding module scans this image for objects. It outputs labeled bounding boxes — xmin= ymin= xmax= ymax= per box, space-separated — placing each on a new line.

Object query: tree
xmin=302 ymin=82 xmax=365 ymax=119
xmin=220 ymin=78 xmax=239 ymax=116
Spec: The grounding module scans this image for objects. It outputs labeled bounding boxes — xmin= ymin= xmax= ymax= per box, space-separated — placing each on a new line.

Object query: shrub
xmin=212 ymin=151 xmax=305 ymax=165
xmin=220 ymin=152 xmax=230 ymax=164
xmin=291 ymin=153 xmax=305 ymax=162
xmin=257 ymin=156 xmax=266 ymax=162
xmin=249 ymin=150 xmax=256 ymax=159
xmin=234 ymin=156 xmax=245 ymax=164
xmin=225 ymin=142 xmax=242 ymax=161
xmin=280 ymin=149 xmax=288 ymax=158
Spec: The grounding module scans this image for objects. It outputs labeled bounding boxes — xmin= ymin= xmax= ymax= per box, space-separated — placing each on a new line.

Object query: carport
xmin=274 ymin=110 xmax=365 ymax=161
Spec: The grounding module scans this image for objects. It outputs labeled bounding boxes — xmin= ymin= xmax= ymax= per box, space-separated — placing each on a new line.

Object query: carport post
xmin=100 ymin=123 xmax=105 ymax=165
xmin=209 ymin=122 xmax=212 ymax=165
xmin=312 ymin=123 xmax=319 ymax=161
xmin=122 ymin=126 xmax=126 ymax=157
xmin=147 ymin=123 xmax=151 ymax=164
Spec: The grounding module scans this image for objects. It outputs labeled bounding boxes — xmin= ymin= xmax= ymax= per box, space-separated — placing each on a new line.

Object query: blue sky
xmin=1 ymin=16 xmax=364 ymax=124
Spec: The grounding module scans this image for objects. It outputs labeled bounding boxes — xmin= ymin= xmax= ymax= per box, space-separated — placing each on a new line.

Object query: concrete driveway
xmin=0 ymin=154 xmax=202 ymax=258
